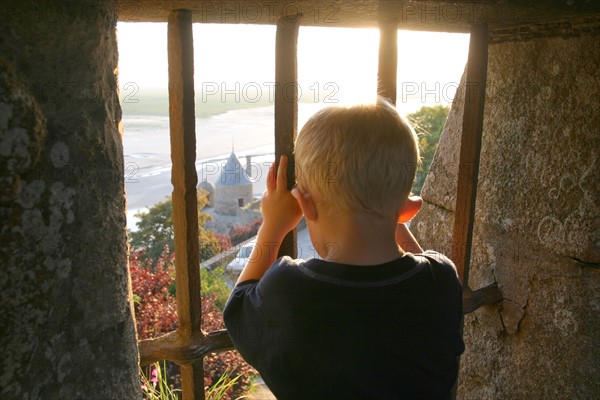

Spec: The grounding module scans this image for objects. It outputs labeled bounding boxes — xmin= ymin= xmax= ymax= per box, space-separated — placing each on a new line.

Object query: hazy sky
xmin=117 ymin=23 xmax=469 ymax=108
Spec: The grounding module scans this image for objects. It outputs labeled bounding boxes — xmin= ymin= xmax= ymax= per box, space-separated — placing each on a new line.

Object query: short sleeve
xmin=420 ymin=250 xmax=464 ymax=356
xmin=223 ymin=279 xmax=265 ymax=366
xmin=420 ymin=250 xmax=459 ymax=277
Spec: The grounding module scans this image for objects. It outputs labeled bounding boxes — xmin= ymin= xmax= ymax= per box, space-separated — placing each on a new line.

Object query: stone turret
xmin=214 ymin=151 xmax=253 ymax=215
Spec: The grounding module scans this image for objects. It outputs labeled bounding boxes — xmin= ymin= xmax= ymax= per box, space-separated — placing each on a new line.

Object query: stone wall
xmin=214 ymin=184 xmax=254 ymax=216
xmin=411 ymin=28 xmax=599 ymax=399
xmin=0 ymin=1 xmax=139 ymax=398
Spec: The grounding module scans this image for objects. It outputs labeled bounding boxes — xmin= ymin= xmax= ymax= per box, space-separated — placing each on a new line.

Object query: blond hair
xmin=294 ymin=97 xmax=419 ymax=219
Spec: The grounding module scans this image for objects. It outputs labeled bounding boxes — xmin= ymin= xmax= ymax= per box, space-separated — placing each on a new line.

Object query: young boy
xmin=223 ymin=98 xmax=464 ymax=399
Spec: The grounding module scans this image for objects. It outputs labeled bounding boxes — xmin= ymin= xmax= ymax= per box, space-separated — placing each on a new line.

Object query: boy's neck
xmin=312 ymin=212 xmax=404 ymax=266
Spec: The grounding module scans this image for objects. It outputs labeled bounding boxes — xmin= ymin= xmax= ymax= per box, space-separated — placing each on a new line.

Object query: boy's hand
xmin=260 ymin=155 xmax=302 ymax=241
xmin=236 ymin=155 xmax=301 ymax=284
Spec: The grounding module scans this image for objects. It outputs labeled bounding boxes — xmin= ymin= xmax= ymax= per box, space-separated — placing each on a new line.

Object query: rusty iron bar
xmin=451 ymin=22 xmax=489 ymax=288
xmin=377 ymin=17 xmax=398 ymax=105
xmin=463 ymin=284 xmax=503 ymax=314
xmin=450 ymin=22 xmax=500 ymax=400
xmin=274 ymin=13 xmax=301 ymax=259
xmin=139 ymin=330 xmax=234 ymax=367
xmin=167 ymin=9 xmax=204 ymax=399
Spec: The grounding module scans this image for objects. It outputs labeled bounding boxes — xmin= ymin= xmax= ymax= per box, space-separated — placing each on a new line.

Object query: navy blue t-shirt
xmin=223 ymin=251 xmax=464 ymax=399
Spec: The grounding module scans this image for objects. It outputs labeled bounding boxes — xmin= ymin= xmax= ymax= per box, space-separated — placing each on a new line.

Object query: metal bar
xmin=377 ymin=18 xmax=398 ymax=105
xmin=274 ymin=13 xmax=301 ymax=259
xmin=451 ymin=23 xmax=489 ymax=286
xmin=463 ymin=283 xmax=503 ymax=314
xmin=168 ymin=9 xmax=204 ymax=400
xmin=449 ymin=22 xmax=490 ymax=400
xmin=138 ymin=330 xmax=234 ymax=366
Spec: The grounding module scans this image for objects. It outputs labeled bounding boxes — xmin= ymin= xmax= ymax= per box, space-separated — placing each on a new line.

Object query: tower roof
xmin=217 ymin=151 xmax=251 ymax=186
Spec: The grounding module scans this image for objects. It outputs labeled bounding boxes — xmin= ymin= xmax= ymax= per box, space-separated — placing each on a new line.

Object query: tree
xmin=129 ymin=190 xmax=230 ymax=268
xmin=406 ymin=105 xmax=450 ymax=194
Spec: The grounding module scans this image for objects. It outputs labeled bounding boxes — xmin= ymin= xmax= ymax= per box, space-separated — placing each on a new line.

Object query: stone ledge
xmin=200 ymin=236 xmax=257 ymax=271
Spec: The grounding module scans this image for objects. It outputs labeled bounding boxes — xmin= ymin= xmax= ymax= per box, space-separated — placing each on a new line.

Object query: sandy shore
xmin=122 ymin=105 xmax=308 ymax=230
xmin=122 ymin=100 xmax=432 ymax=230
xmin=124 ymin=147 xmax=273 ymax=230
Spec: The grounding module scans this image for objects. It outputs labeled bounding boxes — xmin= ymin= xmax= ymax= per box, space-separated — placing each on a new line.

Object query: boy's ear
xmin=398 ymin=195 xmax=423 ymax=223
xmin=292 ymin=188 xmax=318 ymax=221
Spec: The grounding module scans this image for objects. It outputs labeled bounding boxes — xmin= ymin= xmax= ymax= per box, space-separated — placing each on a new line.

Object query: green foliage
xmin=206 ymin=370 xmax=246 ymax=400
xmin=140 ymin=361 xmax=182 ymax=400
xmin=201 ymin=266 xmax=231 ymax=311
xmin=130 ymin=252 xmax=254 ymax=399
xmin=140 ymin=362 xmax=245 ymax=400
xmin=129 ymin=190 xmax=224 ymax=268
xmin=407 ymin=105 xmax=450 ymax=194
xmin=129 ymin=200 xmax=175 ymax=268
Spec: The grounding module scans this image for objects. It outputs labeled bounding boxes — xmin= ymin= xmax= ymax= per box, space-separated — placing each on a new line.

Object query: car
xmin=226 ymin=240 xmax=256 ymax=272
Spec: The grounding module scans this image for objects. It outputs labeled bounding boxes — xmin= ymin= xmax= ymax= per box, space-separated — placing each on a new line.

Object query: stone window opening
xmin=124 ymin=10 xmax=501 ymax=399
xmin=2 ymin=1 xmax=597 ymax=399
xmin=131 ymin=13 xmax=499 ymax=400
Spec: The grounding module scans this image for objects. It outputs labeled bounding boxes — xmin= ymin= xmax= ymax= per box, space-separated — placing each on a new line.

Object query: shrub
xmin=202 ymin=293 xmax=254 ymax=398
xmin=212 ymin=233 xmax=233 ymax=257
xmin=201 ymin=266 xmax=231 ymax=311
xmin=229 ymin=217 xmax=262 ymax=245
xmin=130 ymin=250 xmax=253 ymax=399
xmin=130 ymin=249 xmax=178 ymax=339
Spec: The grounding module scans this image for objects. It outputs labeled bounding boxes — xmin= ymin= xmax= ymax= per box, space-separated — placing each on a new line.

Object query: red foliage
xmin=129 ymin=249 xmax=254 ymax=399
xmin=202 ymin=294 xmax=254 ymax=397
xmin=229 ymin=217 xmax=263 ymax=245
xmin=130 ymin=250 xmax=178 ymax=339
xmin=214 ymin=233 xmax=233 ymax=254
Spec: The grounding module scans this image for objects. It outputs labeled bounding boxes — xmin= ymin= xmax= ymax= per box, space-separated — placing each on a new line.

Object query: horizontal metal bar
xmin=139 ymin=329 xmax=234 ymax=366
xmin=463 ymin=284 xmax=503 ymax=314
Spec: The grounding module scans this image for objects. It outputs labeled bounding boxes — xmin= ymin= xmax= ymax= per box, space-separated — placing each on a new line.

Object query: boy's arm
xmin=236 ymin=155 xmax=302 ymax=284
xmin=396 ymin=223 xmax=424 ymax=254
xmin=396 ymin=195 xmax=424 ymax=253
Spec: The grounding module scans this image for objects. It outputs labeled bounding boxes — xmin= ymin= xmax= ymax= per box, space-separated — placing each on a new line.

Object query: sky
xmin=116 ymin=23 xmax=470 ymax=110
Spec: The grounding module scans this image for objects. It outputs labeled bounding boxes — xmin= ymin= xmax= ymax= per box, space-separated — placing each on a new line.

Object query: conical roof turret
xmin=216 ymin=151 xmax=251 ymax=186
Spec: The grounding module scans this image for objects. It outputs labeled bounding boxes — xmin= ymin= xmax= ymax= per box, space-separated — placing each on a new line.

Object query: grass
xmin=141 ymin=361 xmax=181 ymax=400
xmin=141 ymin=362 xmax=248 ymax=400
xmin=206 ymin=371 xmax=247 ymax=400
